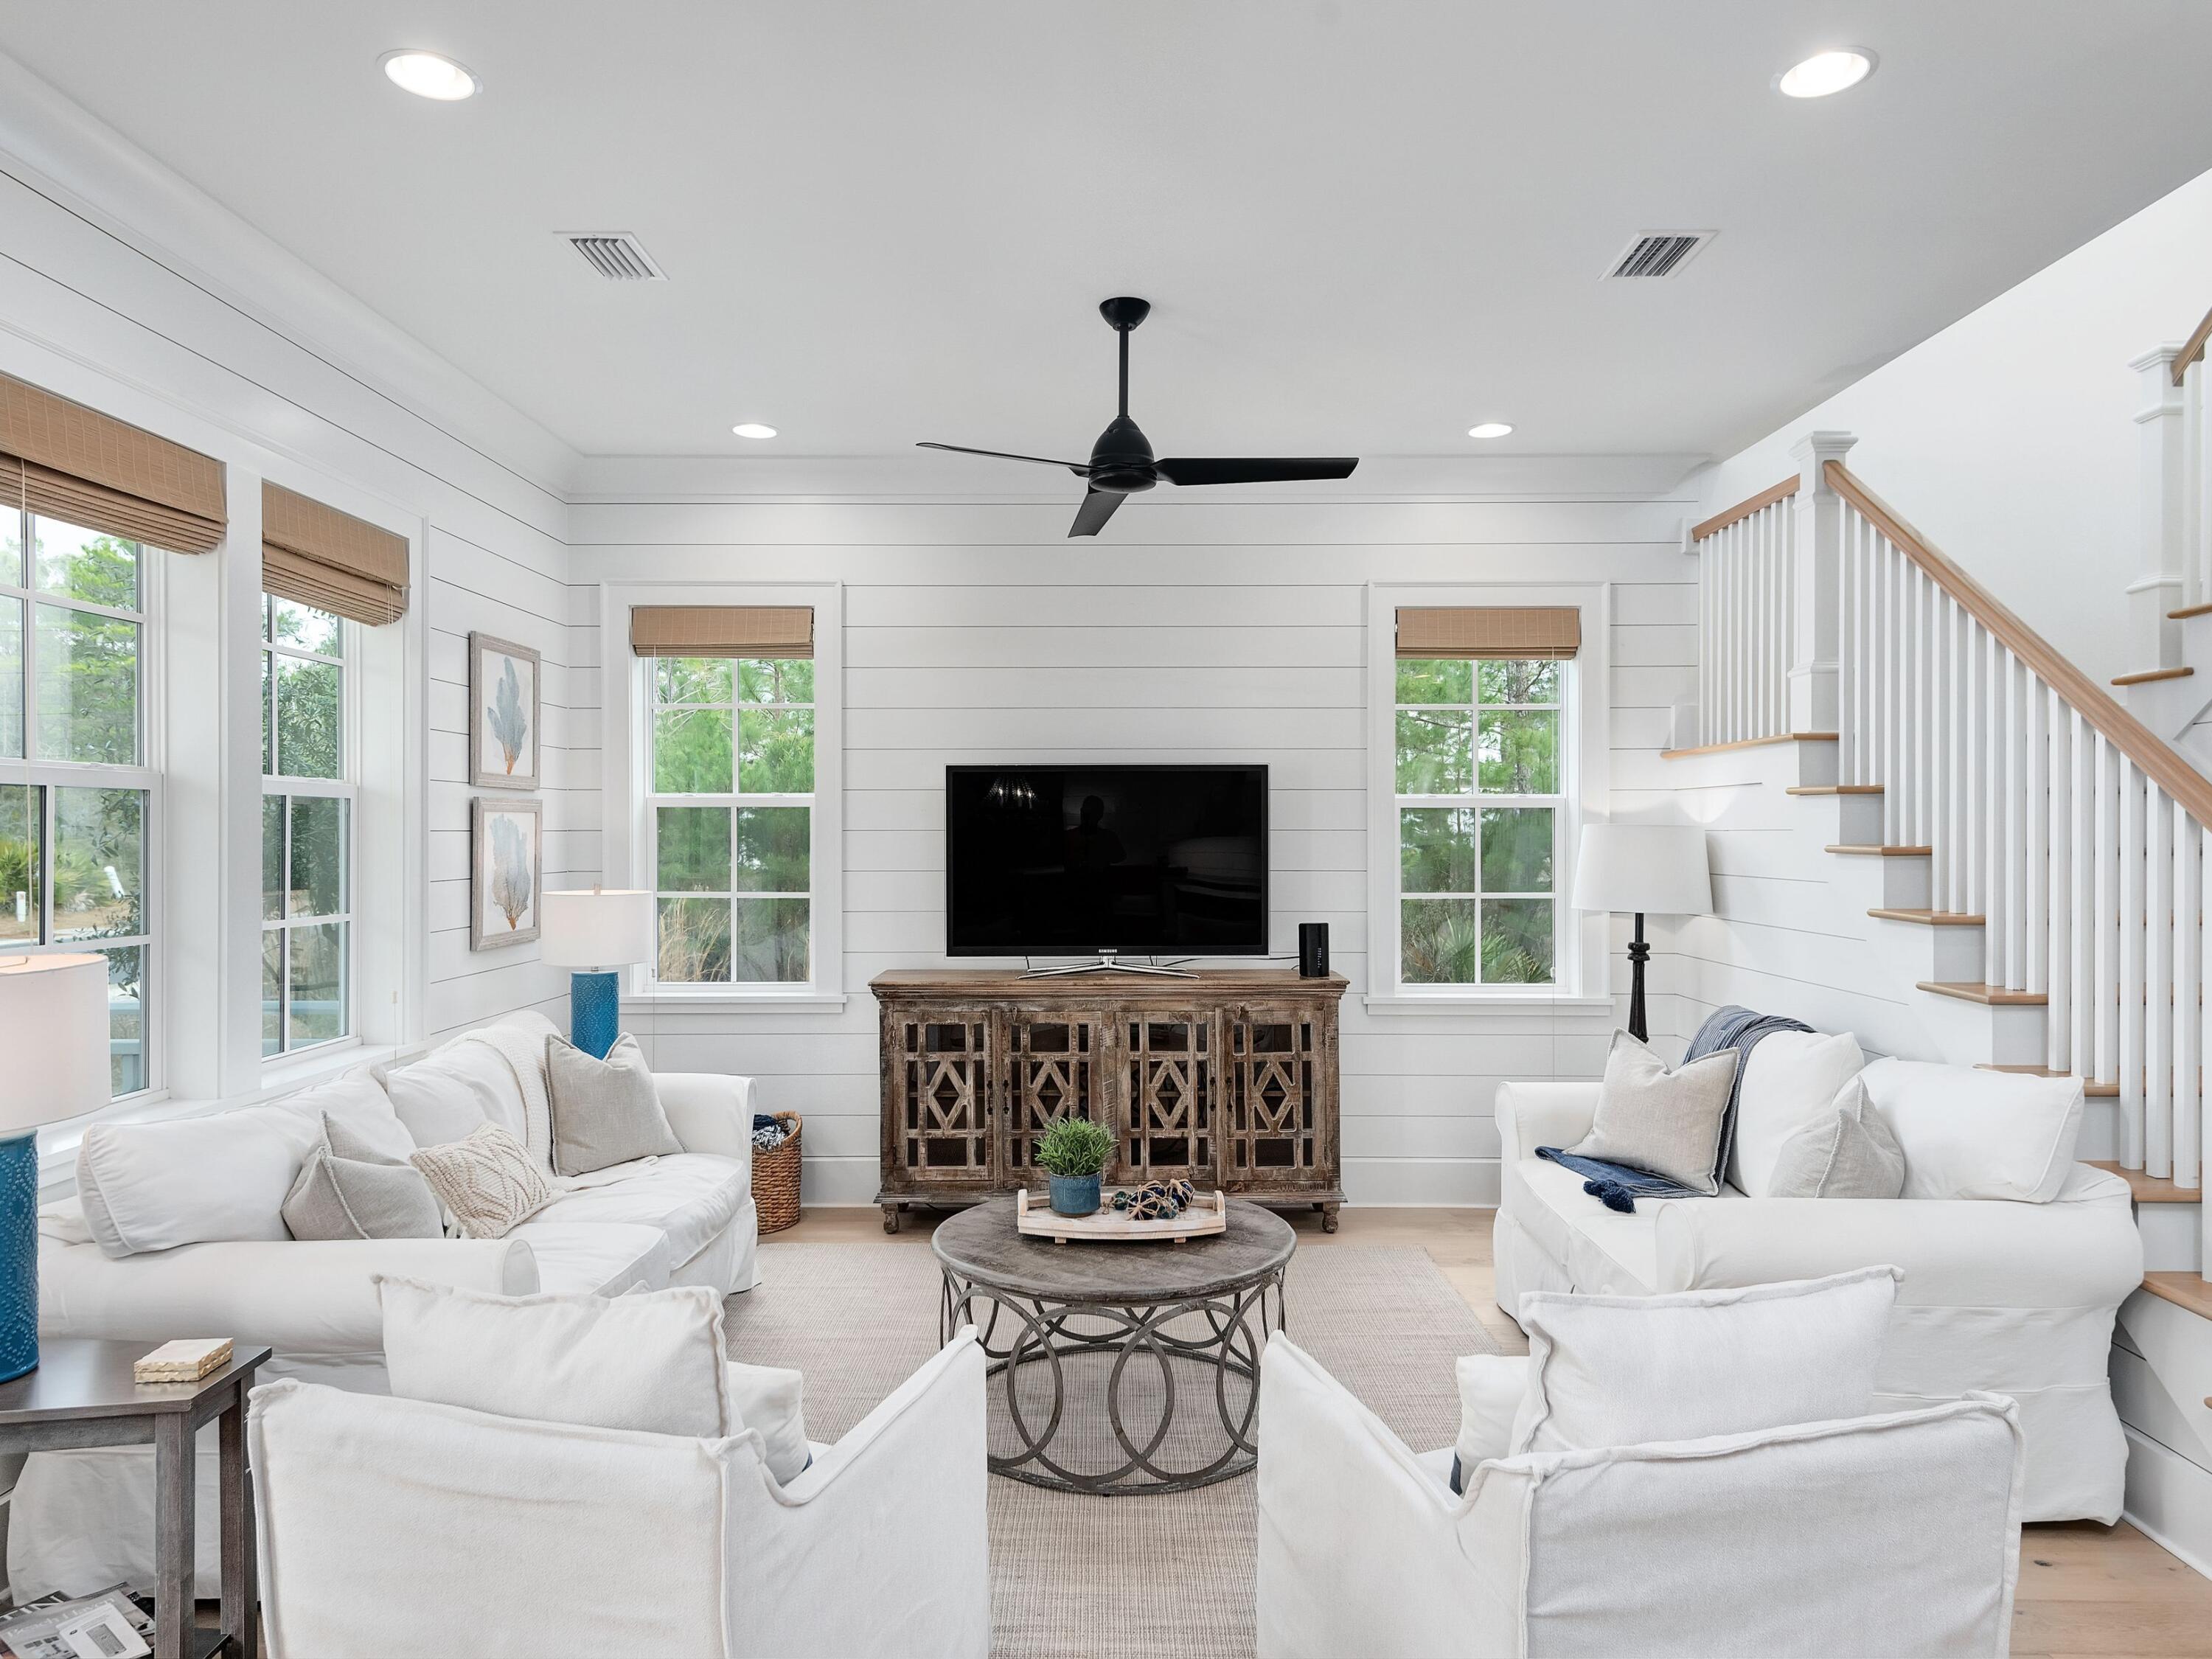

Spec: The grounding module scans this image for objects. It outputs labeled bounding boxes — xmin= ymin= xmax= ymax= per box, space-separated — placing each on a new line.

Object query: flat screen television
xmin=945 ymin=765 xmax=1268 ymax=957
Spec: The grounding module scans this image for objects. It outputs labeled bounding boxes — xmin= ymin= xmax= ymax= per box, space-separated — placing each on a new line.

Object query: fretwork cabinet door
xmin=995 ymin=1009 xmax=1110 ymax=1185
xmin=1111 ymin=1010 xmax=1221 ymax=1189
xmin=882 ymin=1006 xmax=997 ymax=1192
xmin=1222 ymin=1002 xmax=1334 ymax=1193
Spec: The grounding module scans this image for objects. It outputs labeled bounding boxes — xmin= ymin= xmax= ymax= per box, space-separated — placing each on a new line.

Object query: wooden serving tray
xmin=1015 ymin=1187 xmax=1229 ymax=1245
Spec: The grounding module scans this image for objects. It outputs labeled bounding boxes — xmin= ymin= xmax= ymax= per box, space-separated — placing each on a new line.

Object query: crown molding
xmin=0 ymin=47 xmax=582 ymax=501
xmin=566 ymin=451 xmax=1706 ymax=505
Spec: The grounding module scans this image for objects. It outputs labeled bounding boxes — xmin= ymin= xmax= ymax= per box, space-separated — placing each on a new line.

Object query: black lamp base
xmin=1624 ymin=911 xmax=1650 ymax=1043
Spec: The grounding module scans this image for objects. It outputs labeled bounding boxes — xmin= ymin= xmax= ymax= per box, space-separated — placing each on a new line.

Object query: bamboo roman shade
xmin=261 ymin=481 xmax=411 ymax=626
xmin=1395 ymin=605 xmax=1582 ymax=660
xmin=630 ymin=605 xmax=814 ymax=659
xmin=1 ymin=372 xmax=226 ymax=553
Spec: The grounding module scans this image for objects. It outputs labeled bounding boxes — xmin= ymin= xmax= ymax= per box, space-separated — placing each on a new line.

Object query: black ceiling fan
xmin=919 ymin=296 xmax=1359 ymax=537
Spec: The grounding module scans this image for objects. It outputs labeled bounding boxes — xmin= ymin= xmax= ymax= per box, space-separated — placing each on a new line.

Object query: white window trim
xmin=599 ymin=580 xmax=846 ymax=1012
xmin=1363 ymin=580 xmax=1613 ymax=1012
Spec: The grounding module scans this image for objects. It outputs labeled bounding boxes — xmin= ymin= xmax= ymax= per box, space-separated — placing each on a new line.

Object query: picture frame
xmin=470 ymin=797 xmax=543 ymax=950
xmin=469 ymin=632 xmax=541 ymax=789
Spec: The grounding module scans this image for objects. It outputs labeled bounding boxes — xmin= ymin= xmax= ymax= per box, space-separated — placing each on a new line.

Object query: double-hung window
xmin=650 ymin=655 xmax=814 ymax=984
xmin=1370 ymin=597 xmax=1604 ymax=1003
xmin=260 ymin=595 xmax=352 ymax=1055
xmin=0 ymin=512 xmax=155 ymax=1096
xmin=611 ymin=593 xmax=841 ymax=1004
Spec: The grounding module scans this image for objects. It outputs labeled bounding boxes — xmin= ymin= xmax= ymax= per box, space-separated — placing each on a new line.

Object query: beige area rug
xmin=725 ymin=1242 xmax=1500 ymax=1659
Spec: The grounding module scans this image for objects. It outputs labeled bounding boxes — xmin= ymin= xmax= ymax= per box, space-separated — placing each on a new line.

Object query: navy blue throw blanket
xmin=1536 ymin=1006 xmax=1813 ymax=1213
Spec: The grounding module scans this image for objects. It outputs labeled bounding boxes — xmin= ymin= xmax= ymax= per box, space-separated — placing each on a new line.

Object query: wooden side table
xmin=0 ymin=1339 xmax=271 ymax=1659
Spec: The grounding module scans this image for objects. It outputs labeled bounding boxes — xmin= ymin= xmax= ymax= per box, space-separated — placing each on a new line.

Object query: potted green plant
xmin=1035 ymin=1117 xmax=1114 ymax=1217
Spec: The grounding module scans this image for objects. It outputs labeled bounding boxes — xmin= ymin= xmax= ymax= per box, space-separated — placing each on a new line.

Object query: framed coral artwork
xmin=470 ymin=797 xmax=542 ymax=950
xmin=469 ymin=632 xmax=541 ymax=789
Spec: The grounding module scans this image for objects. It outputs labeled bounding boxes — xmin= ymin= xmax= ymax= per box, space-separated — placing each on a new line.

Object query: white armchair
xmin=250 ymin=1329 xmax=990 ymax=1659
xmin=1256 ymin=1338 xmax=2026 ymax=1659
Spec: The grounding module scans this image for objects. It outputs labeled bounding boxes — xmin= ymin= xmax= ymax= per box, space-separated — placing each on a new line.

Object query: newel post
xmin=2131 ymin=344 xmax=2186 ymax=669
xmin=1787 ymin=430 xmax=1856 ymax=736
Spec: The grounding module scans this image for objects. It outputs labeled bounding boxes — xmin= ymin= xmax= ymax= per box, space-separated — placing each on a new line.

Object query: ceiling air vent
xmin=564 ymin=233 xmax=667 ymax=282
xmin=1605 ymin=231 xmax=1715 ymax=280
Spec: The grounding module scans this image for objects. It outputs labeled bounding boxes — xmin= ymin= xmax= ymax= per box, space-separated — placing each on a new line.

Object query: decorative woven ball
xmin=1110 ymin=1178 xmax=1199 ymax=1220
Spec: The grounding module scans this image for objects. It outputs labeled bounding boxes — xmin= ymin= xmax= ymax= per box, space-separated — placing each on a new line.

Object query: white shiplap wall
xmin=0 ymin=132 xmax=582 ymax=1074
xmin=567 ymin=494 xmax=1698 ymax=1205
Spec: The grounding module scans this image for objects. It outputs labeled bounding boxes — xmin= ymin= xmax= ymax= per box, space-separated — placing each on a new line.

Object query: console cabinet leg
xmin=882 ymin=1203 xmax=901 ymax=1234
xmin=1321 ymin=1202 xmax=1340 ymax=1234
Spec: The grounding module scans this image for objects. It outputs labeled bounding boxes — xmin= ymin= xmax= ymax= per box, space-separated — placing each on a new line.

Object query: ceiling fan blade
xmin=917 ymin=442 xmax=1090 ymax=475
xmin=1068 ymin=487 xmax=1124 ymax=538
xmin=1155 ymin=457 xmax=1360 ymax=486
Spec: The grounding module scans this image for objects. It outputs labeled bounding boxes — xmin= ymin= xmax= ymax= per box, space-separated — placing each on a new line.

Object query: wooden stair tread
xmin=2140 ymin=1273 xmax=2212 ymax=1320
xmin=1916 ymin=980 xmax=2048 ymax=1006
xmin=1828 ymin=844 xmax=1933 ymax=857
xmin=1786 ymin=785 xmax=1884 ymax=796
xmin=1975 ymin=1064 xmax=2121 ymax=1096
xmin=2085 ymin=1161 xmax=2200 ymax=1202
xmin=1869 ymin=908 xmax=1985 ymax=926
xmin=2112 ymin=665 xmax=2195 ymax=686
xmin=1661 ymin=732 xmax=1840 ymax=760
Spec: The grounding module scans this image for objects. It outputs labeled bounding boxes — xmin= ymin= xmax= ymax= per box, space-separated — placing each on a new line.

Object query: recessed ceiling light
xmin=1467 ymin=422 xmax=1514 ymax=439
xmin=731 ymin=423 xmax=779 ymax=440
xmin=1777 ymin=49 xmax=1875 ymax=99
xmin=380 ymin=49 xmax=480 ymax=101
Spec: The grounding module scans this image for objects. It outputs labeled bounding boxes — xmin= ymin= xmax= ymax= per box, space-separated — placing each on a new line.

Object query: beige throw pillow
xmin=407 ymin=1121 xmax=552 ymax=1239
xmin=283 ymin=1113 xmax=444 ymax=1241
xmin=1567 ymin=1030 xmax=1739 ymax=1195
xmin=1766 ymin=1077 xmax=1907 ymax=1199
xmin=546 ymin=1033 xmax=684 ymax=1178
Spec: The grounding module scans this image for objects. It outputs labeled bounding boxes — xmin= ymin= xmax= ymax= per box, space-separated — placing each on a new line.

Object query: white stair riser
xmin=1927 ymin=925 xmax=1986 ymax=983
xmin=2138 ymin=1203 xmax=2205 ymax=1273
xmin=1833 ymin=793 xmax=1885 ymax=844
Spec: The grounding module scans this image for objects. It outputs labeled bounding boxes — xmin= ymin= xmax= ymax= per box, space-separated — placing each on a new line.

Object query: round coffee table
xmin=933 ymin=1198 xmax=1294 ymax=1495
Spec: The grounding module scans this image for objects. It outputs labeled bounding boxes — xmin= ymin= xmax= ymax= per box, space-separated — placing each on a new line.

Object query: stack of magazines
xmin=0 ymin=1586 xmax=156 ymax=1658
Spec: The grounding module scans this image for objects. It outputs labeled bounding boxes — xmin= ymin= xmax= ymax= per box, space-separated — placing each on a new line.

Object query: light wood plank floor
xmin=781 ymin=1203 xmax=2212 ymax=1658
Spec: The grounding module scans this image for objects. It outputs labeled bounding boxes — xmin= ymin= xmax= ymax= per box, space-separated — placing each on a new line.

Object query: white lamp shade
xmin=1571 ymin=824 xmax=1712 ymax=917
xmin=540 ymin=888 xmax=655 ymax=968
xmin=0 ymin=954 xmax=111 ymax=1133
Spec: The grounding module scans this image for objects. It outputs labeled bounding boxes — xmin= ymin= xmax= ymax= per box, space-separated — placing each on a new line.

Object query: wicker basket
xmin=755 ymin=1111 xmax=804 ymax=1235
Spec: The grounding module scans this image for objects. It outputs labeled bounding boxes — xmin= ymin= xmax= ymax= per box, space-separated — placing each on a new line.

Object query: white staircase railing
xmin=1690 ymin=437 xmax=2212 ymax=1208
xmin=1829 ymin=462 xmax=2205 ymax=1189
xmin=1691 ymin=481 xmax=1796 ymax=745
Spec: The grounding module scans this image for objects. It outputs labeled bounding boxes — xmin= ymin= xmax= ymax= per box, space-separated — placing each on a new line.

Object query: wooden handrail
xmin=1825 ymin=459 xmax=2212 ymax=830
xmin=2174 ymin=301 xmax=2212 ymax=385
xmin=1690 ymin=476 xmax=1798 ymax=543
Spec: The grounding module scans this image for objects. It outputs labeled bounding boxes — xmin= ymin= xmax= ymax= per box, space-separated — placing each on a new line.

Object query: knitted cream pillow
xmin=407 ymin=1121 xmax=552 ymax=1239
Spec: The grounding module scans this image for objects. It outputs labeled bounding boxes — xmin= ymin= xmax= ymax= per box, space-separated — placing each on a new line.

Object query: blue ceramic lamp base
xmin=568 ymin=970 xmax=622 ymax=1060
xmin=0 ymin=1130 xmax=41 ymax=1383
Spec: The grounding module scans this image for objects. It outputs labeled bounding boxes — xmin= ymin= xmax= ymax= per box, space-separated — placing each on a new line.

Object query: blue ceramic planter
xmin=1048 ymin=1173 xmax=1102 ymax=1217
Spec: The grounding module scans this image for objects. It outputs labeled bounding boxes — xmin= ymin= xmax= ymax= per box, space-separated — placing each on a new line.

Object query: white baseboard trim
xmin=2123 ymin=1425 xmax=2212 ymax=1582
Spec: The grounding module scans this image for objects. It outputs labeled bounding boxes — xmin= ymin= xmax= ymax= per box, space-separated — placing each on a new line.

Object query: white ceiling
xmin=3 ymin=1 xmax=2210 ymax=467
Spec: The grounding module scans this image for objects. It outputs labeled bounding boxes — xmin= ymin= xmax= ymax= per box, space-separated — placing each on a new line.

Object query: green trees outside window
xmin=262 ymin=597 xmax=352 ymax=1054
xmin=1396 ymin=657 xmax=1563 ymax=987
xmin=650 ymin=656 xmax=813 ymax=984
xmin=0 ymin=513 xmax=153 ymax=1095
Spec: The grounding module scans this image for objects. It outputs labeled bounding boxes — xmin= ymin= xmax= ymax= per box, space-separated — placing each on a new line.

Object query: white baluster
xmin=2120 ymin=763 xmax=2146 ymax=1168
xmin=2070 ymin=712 xmax=2094 ymax=1074
xmin=1983 ymin=631 xmax=2006 ymax=981
xmin=2003 ymin=649 xmax=2026 ymax=990
xmin=2148 ymin=783 xmax=2173 ymax=1178
xmin=2174 ymin=805 xmax=2202 ymax=1186
xmin=2046 ymin=692 xmax=2072 ymax=1071
xmin=1950 ymin=597 xmax=1969 ymax=916
xmin=2025 ymin=677 xmax=2048 ymax=995
xmin=2095 ymin=733 xmax=2118 ymax=1085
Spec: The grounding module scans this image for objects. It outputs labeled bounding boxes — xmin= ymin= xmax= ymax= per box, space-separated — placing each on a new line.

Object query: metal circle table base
xmin=932 ymin=1200 xmax=1294 ymax=1496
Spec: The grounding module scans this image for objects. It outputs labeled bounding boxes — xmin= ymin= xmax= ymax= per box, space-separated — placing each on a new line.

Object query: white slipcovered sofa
xmin=249 ymin=1330 xmax=990 ymax=1659
xmin=16 ymin=1009 xmax=761 ymax=1599
xmin=1492 ymin=1059 xmax=2143 ymax=1523
xmin=1256 ymin=1336 xmax=2026 ymax=1659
